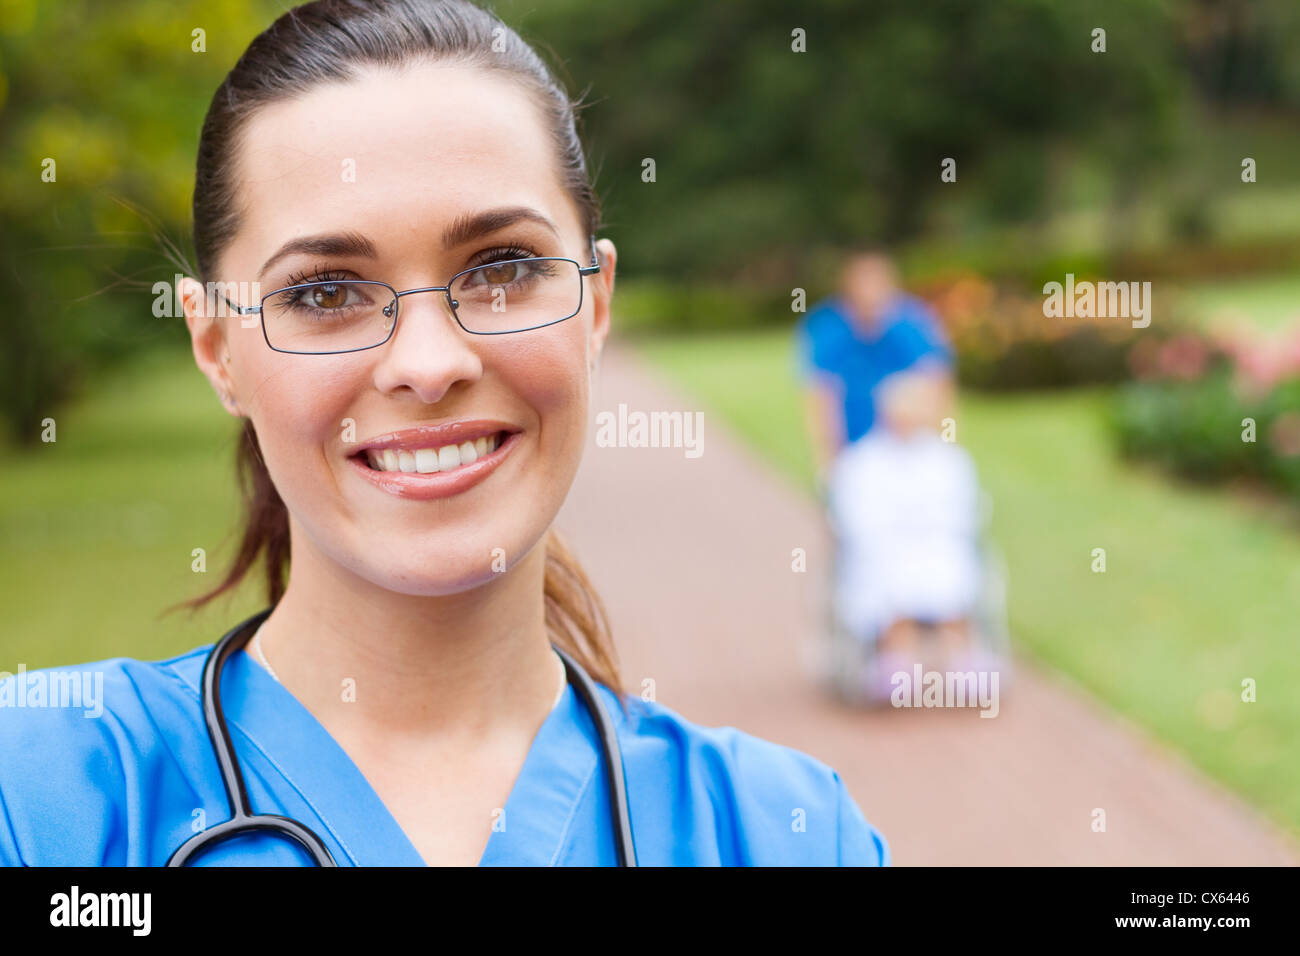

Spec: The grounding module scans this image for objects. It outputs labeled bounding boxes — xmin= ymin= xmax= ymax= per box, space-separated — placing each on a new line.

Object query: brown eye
xmin=311 ymin=283 xmax=348 ymax=308
xmin=481 ymin=262 xmax=519 ymax=284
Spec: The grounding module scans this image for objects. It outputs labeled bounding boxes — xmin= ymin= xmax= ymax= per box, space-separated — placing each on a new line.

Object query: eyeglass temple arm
xmin=578 ymin=235 xmax=601 ymax=276
xmin=220 ymin=295 xmax=261 ymax=316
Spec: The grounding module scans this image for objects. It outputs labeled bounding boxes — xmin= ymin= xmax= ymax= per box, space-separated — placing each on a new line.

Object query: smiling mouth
xmin=353 ymin=430 xmax=510 ymax=474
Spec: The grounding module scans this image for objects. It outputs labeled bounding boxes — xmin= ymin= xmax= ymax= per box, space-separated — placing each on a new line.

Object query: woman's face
xmin=183 ymin=63 xmax=614 ymax=595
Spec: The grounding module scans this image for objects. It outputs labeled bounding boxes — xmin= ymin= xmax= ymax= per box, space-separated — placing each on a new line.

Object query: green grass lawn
xmin=635 ymin=326 xmax=1300 ymax=841
xmin=0 ymin=345 xmax=269 ymax=669
xmin=1169 ymin=272 xmax=1300 ymax=332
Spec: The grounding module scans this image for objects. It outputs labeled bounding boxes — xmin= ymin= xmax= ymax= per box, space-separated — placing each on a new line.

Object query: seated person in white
xmin=827 ymin=369 xmax=981 ymax=666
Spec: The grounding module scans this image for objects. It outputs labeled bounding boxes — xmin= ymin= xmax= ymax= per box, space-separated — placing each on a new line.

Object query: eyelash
xmin=283 ymin=243 xmax=540 ymax=287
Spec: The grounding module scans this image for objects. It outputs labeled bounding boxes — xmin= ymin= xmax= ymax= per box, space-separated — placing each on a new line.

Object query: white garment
xmin=827 ymin=429 xmax=981 ymax=641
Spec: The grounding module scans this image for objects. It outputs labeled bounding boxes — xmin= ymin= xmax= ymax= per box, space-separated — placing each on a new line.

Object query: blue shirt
xmin=797 ymin=293 xmax=952 ymax=444
xmin=0 ymin=646 xmax=889 ymax=866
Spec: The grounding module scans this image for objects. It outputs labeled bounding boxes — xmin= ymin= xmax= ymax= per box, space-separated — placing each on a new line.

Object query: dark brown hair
xmin=174 ymin=0 xmax=623 ymax=694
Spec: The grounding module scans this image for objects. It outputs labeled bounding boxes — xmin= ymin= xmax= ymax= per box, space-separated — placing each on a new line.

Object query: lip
xmin=347 ymin=420 xmax=523 ymax=501
xmin=353 ymin=420 xmax=520 ymax=453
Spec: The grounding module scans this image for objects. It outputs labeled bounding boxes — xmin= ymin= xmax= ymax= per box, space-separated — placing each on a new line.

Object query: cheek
xmin=494 ymin=324 xmax=590 ymax=452
xmin=243 ymin=361 xmax=360 ymax=478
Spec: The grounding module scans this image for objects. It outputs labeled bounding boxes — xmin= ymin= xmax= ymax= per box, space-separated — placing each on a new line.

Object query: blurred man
xmin=796 ymin=250 xmax=953 ymax=484
xmin=797 ymin=251 xmax=972 ymax=687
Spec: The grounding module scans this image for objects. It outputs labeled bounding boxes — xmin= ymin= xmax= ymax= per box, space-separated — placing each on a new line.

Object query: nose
xmin=370 ymin=287 xmax=483 ymax=405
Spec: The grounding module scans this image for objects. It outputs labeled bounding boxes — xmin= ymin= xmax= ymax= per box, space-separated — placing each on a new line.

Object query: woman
xmin=0 ymin=0 xmax=889 ymax=866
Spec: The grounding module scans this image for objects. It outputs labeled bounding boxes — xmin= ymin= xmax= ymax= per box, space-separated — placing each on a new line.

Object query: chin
xmin=358 ymin=530 xmax=547 ymax=596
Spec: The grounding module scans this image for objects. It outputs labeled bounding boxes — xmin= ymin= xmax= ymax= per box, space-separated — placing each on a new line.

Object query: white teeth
xmin=364 ymin=433 xmax=508 ymax=474
xmin=415 ymin=448 xmax=440 ymax=473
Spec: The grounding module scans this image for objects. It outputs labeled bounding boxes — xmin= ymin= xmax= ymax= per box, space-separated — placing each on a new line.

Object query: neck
xmin=843 ymin=301 xmax=877 ymax=331
xmin=253 ymin=516 xmax=558 ymax=745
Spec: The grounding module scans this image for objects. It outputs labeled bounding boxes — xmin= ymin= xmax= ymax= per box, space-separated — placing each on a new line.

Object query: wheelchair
xmin=812 ymin=487 xmax=1014 ymax=708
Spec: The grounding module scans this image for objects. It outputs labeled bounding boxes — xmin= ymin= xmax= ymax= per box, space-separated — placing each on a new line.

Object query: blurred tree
xmin=1179 ymin=0 xmax=1300 ymax=107
xmin=0 ymin=0 xmax=1214 ymax=442
xmin=500 ymin=0 xmax=1185 ymax=286
xmin=0 ymin=0 xmax=282 ymax=445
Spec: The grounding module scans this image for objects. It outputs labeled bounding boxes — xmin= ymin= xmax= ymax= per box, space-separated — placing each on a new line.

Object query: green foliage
xmin=0 ymin=0 xmax=284 ymax=445
xmin=612 ymin=278 xmax=790 ymax=336
xmin=6 ymin=0 xmax=1296 ymax=443
xmin=1110 ymin=364 xmax=1300 ymax=500
xmin=917 ymin=271 xmax=1161 ymax=391
xmin=499 ymin=0 xmax=1184 ymax=284
xmin=956 ymin=325 xmax=1136 ymax=391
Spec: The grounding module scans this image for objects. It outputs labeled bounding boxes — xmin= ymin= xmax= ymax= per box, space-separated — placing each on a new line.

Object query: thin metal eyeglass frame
xmin=219 ymin=235 xmax=601 ymax=355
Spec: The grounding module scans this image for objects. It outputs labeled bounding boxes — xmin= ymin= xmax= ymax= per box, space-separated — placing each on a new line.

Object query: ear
xmin=588 ymin=238 xmax=616 ymax=373
xmin=178 ymin=275 xmax=242 ymax=416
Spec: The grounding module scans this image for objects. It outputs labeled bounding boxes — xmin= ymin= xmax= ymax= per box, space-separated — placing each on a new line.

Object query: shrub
xmin=1109 ymin=321 xmax=1300 ymax=500
xmin=915 ymin=271 xmax=1165 ymax=390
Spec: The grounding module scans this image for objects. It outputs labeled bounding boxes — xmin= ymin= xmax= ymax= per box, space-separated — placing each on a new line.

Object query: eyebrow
xmin=256 ymin=206 xmax=562 ymax=282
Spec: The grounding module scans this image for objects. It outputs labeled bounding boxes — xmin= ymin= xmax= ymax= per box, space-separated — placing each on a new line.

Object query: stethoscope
xmin=167 ymin=607 xmax=638 ymax=866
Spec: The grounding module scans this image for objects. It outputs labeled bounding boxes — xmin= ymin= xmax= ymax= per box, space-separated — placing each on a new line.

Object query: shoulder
xmin=800 ymin=298 xmax=849 ymax=338
xmin=798 ymin=300 xmax=855 ymax=378
xmin=921 ymin=436 xmax=977 ymax=480
xmin=843 ymin=428 xmax=895 ymax=459
xmin=597 ymin=686 xmax=890 ymax=866
xmin=0 ymin=648 xmax=210 ymax=865
xmin=927 ymin=433 xmax=976 ymax=470
xmin=890 ymin=294 xmax=948 ymax=342
xmin=893 ymin=292 xmax=939 ymax=322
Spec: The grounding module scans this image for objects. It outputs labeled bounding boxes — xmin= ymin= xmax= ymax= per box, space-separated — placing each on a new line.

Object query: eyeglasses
xmin=219 ymin=236 xmax=600 ymax=355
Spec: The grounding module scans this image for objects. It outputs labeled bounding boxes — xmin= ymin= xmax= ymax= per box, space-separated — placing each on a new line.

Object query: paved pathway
xmin=556 ymin=341 xmax=1299 ymax=865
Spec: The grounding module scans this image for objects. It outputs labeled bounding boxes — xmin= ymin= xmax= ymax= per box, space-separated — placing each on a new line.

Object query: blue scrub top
xmin=796 ymin=293 xmax=952 ymax=444
xmin=0 ymin=645 xmax=889 ymax=866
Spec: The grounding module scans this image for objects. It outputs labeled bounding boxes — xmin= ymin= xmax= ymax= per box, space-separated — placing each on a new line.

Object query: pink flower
xmin=1155 ymin=334 xmax=1209 ymax=381
xmin=1127 ymin=336 xmax=1162 ymax=381
xmin=1234 ymin=346 xmax=1285 ymax=399
xmin=1279 ymin=319 xmax=1300 ymax=378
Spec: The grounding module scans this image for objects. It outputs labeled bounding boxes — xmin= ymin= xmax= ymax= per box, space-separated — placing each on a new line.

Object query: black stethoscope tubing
xmin=167 ymin=607 xmax=637 ymax=866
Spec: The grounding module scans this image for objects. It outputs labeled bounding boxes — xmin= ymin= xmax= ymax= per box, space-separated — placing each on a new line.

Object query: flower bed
xmin=916 ymin=272 xmax=1155 ymax=390
xmin=1109 ymin=320 xmax=1300 ymax=498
